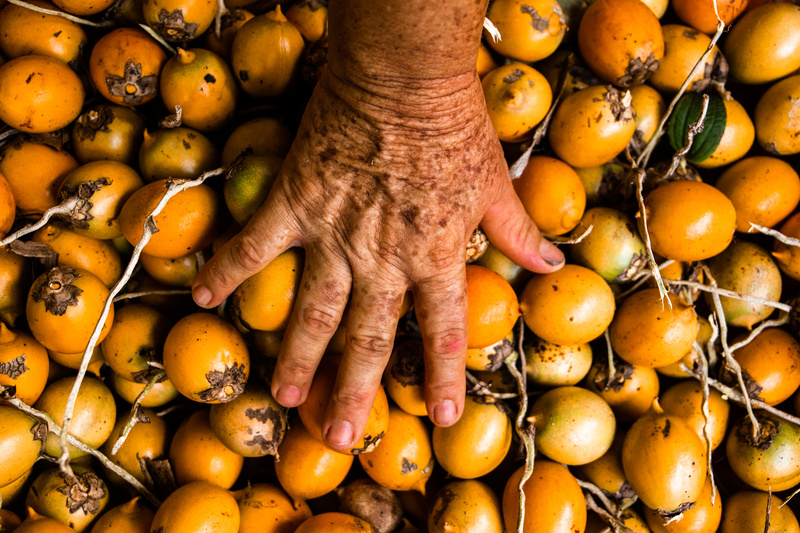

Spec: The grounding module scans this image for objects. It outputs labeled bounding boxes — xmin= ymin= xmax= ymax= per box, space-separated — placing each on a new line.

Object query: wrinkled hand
xmin=192 ymin=66 xmax=564 ymax=452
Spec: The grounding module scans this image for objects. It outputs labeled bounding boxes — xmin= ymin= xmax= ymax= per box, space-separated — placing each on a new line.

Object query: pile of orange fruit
xmin=1 ymin=0 xmax=800 ymax=531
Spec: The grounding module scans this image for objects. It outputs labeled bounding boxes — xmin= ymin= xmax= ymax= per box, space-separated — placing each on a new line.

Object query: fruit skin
xmin=659 ymin=380 xmax=729 ymax=451
xmin=25 ymin=266 xmax=114 ymax=355
xmin=694 ymin=97 xmax=754 ymax=168
xmin=0 ymin=246 xmax=31 ymax=328
xmin=149 ymin=480 xmax=241 ymax=533
xmin=672 ymin=0 xmax=746 ymax=34
xmin=143 ymin=0 xmax=218 ymax=42
xmin=622 ymin=402 xmax=707 ymax=513
xmin=585 ymin=359 xmax=660 ymax=423
xmin=641 ymin=180 xmax=736 ymax=262
xmin=774 ymin=212 xmax=800 ymax=281
xmin=716 ymin=156 xmax=800 ymax=233
xmin=502 ymin=460 xmax=587 ymax=533
xmin=25 ymin=464 xmax=109 ymax=532
xmin=0 ymin=172 xmax=13 ymax=239
xmin=644 ymin=475 xmax=721 ymax=533
xmin=101 ymin=408 xmax=169 ymax=486
xmin=482 ymin=62 xmax=553 ymax=142
xmin=548 ymin=85 xmax=637 ymax=168
xmin=0 ymin=0 xmax=88 ymax=66
xmin=89 ymin=497 xmax=154 ymax=533
xmin=100 ymin=303 xmax=171 ymax=383
xmin=577 ymin=0 xmax=664 ymax=87
xmin=609 ymin=289 xmax=698 ymax=369
xmin=754 ymin=74 xmax=800 ymax=156
xmin=529 ymin=385 xmax=616 ymax=465
xmin=721 ymin=491 xmax=800 ymax=533
xmin=0 ymin=404 xmax=44 ymax=487
xmin=432 ymin=394 xmax=511 ymax=479
xmin=513 ymin=155 xmax=585 ymax=236
xmin=220 ymin=117 xmax=293 ymax=166
xmin=208 ymin=386 xmax=287 ymax=458
xmin=724 ymin=3 xmax=800 ymax=85
xmin=0 ymin=140 xmax=78 ymax=215
xmin=648 ymin=25 xmax=726 ymax=95
xmin=233 ymin=483 xmax=312 ymax=533
xmin=485 ymin=0 xmax=566 ymax=62
xmin=429 ymin=479 xmax=503 ymax=533
xmin=139 ymin=127 xmax=220 ymax=183
xmin=0 ymin=55 xmax=84 ymax=133
xmin=295 ymin=512 xmax=379 ymax=533
xmin=520 ymin=264 xmax=615 ymax=346
xmin=72 ymin=105 xmax=146 ymax=167
xmin=0 ymin=324 xmax=49 ymax=406
xmin=162 ymin=312 xmax=250 ymax=404
xmin=119 ymin=179 xmax=222 ymax=259
xmin=465 ymin=264 xmax=520 ymax=349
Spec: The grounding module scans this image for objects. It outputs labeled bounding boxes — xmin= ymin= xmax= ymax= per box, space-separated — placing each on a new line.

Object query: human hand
xmin=191 ymin=63 xmax=564 ymax=453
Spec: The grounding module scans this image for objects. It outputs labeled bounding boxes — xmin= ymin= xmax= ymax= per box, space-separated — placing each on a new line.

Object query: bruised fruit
xmin=234 ymin=483 xmax=312 ymax=533
xmin=484 ymin=0 xmax=565 ymax=62
xmin=0 ymin=324 xmax=49 ymax=406
xmin=209 ymin=385 xmax=287 ymax=457
xmin=0 ymin=405 xmax=44 ymax=487
xmin=482 ymin=62 xmax=553 ymax=142
xmin=25 ymin=465 xmax=109 ymax=532
xmin=429 ymin=479 xmax=503 ymax=533
xmin=101 ymin=408 xmax=169 ymax=486
xmin=513 ymin=155 xmax=585 ymax=236
xmin=143 ymin=0 xmax=218 ymax=42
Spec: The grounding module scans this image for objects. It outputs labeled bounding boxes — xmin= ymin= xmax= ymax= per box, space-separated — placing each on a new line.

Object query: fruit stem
xmin=664 ymin=279 xmax=791 ymax=314
xmin=138 ymin=23 xmax=177 ymax=54
xmin=579 ymin=480 xmax=638 ymax=533
xmin=0 ymin=197 xmax=81 ymax=249
xmin=111 ymin=370 xmax=166 ymax=455
xmin=693 ymin=339 xmax=717 ymax=506
xmin=632 ymin=166 xmax=670 ymax=306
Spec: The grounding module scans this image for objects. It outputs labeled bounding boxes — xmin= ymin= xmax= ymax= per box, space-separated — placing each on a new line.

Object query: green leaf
xmin=667 ymin=92 xmax=727 ymax=163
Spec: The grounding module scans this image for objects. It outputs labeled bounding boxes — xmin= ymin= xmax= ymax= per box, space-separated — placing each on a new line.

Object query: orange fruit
xmin=383 ymin=338 xmax=427 ymax=416
xmin=520 ymin=264 xmax=615 ymax=346
xmin=729 ymin=328 xmax=800 ymax=406
xmin=629 ymin=84 xmax=666 ymax=150
xmin=695 ymin=97 xmax=755 ymax=168
xmin=139 ymin=252 xmax=199 ymax=288
xmin=221 ymin=117 xmax=294 ymax=166
xmin=0 ymin=140 xmax=78 ymax=215
xmin=721 ymin=491 xmax=800 ymax=533
xmin=297 ymin=355 xmax=389 ymax=455
xmin=101 ymin=408 xmax=169 ymax=486
xmin=232 ymin=248 xmax=303 ymax=332
xmin=716 ymin=155 xmax=800 ymax=233
xmin=0 ymin=172 xmax=13 ymax=239
xmin=0 ymin=405 xmax=43 ymax=487
xmin=466 ymin=264 xmax=520 ymax=349
xmin=513 ymin=155 xmax=586 ymax=236
xmin=89 ymin=497 xmax=155 ymax=533
xmin=430 ymin=479 xmax=504 ymax=533
xmin=0 ymin=324 xmax=49 ymax=406
xmin=774 ymin=212 xmax=800 ymax=281
xmin=284 ymin=0 xmax=328 ymax=41
xmin=0 ymin=0 xmax=87 ymax=65
xmin=359 ymin=406 xmax=433 ymax=494
xmin=295 ymin=513 xmax=378 ymax=533
xmin=484 ymin=0 xmax=566 ymax=62
xmin=169 ymin=408 xmax=244 ymax=489
xmin=274 ymin=418 xmax=354 ymax=502
xmin=609 ymin=289 xmax=698 ymax=369
xmin=482 ymin=62 xmax=553 ymax=142
xmin=0 ymin=55 xmax=84 ymax=133
xmin=585 ymin=359 xmax=660 ymax=422
xmin=110 ymin=371 xmax=180 ymax=408
xmin=0 ymin=246 xmax=30 ymax=328
xmin=162 ymin=312 xmax=250 ymax=404
xmin=754 ymin=74 xmax=800 ymax=156
xmin=649 ymin=24 xmax=725 ymax=95
xmin=644 ymin=475 xmax=721 ymax=533
xmin=150 ymin=481 xmax=240 ymax=533
xmin=672 ymin=0 xmax=747 ymax=34
xmin=233 ymin=483 xmax=312 ymax=533
xmin=641 ymin=180 xmax=736 ymax=262
xmin=119 ymin=179 xmax=222 ymax=259
xmin=659 ymin=379 xmax=730 ymax=451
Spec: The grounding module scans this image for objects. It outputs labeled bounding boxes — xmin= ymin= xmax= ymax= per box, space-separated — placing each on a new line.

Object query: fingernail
xmin=274 ymin=385 xmax=301 ymax=407
xmin=433 ymin=400 xmax=458 ymax=426
xmin=324 ymin=420 xmax=355 ymax=448
xmin=192 ymin=285 xmax=213 ymax=307
xmin=539 ymin=240 xmax=565 ymax=266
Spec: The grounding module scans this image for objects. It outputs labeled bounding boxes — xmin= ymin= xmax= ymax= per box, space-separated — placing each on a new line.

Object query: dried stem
xmin=0 ymin=128 xmax=20 ymax=144
xmin=765 ymin=487 xmax=772 ymax=533
xmin=506 ymin=318 xmax=535 ymax=533
xmin=701 ymin=264 xmax=760 ymax=440
xmin=466 ymin=371 xmax=519 ymax=400
xmin=549 ymin=225 xmax=593 ymax=245
xmin=751 ymin=223 xmax=800 ymax=247
xmin=665 ymin=279 xmax=792 ymax=313
xmin=6 ymin=0 xmax=113 ymax=26
xmin=0 ymin=197 xmax=80 ymax=248
xmin=483 ymin=16 xmax=501 ymax=42
xmin=664 ymin=95 xmax=710 ymax=178
xmin=603 ymin=329 xmax=617 ymax=379
xmin=56 ymin=168 xmax=225 ymax=483
xmin=698 ymin=374 xmax=800 ymax=428
xmin=138 ymin=23 xmax=177 ymax=54
xmin=113 ymin=289 xmax=192 ymax=303
xmin=693 ymin=341 xmax=716 ymax=506
xmin=728 ymin=314 xmax=791 ymax=354
xmin=0 ymin=388 xmax=160 ymax=507
xmin=633 ymin=166 xmax=669 ymax=303
xmin=111 ymin=370 xmax=166 ymax=455
xmin=214 ymin=0 xmax=226 ymax=38
xmin=582 ymin=491 xmax=637 ymax=533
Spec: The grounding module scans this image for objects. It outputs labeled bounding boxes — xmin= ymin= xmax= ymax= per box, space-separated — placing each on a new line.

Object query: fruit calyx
xmin=30 ymin=266 xmax=83 ymax=316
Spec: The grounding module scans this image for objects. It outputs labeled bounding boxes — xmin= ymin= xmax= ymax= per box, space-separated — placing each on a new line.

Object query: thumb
xmin=480 ymin=176 xmax=565 ymax=274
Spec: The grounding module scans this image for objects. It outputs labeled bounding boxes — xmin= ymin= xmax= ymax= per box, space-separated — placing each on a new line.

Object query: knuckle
xmin=424 ymin=327 xmax=467 ymax=357
xmin=348 ymin=331 xmax=393 ymax=362
xmin=277 ymin=356 xmax=317 ymax=382
xmin=230 ymin=234 xmax=270 ymax=272
xmin=424 ymin=245 xmax=460 ymax=271
xmin=331 ymin=386 xmax=375 ymax=412
xmin=299 ymin=305 xmax=340 ymax=337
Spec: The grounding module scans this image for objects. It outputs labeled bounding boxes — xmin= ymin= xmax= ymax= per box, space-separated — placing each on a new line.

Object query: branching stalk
xmin=111 ymin=370 xmax=166 ymax=455
xmin=138 ymin=23 xmax=177 ymax=54
xmin=665 ymin=279 xmax=792 ymax=313
xmin=0 ymin=197 xmax=80 ymax=248
xmin=751 ymin=223 xmax=800 ymax=247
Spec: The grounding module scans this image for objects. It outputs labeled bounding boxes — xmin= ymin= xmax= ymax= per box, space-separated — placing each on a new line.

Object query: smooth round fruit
xmin=25 ymin=465 xmax=109 ymax=532
xmin=466 ymin=330 xmax=515 ymax=372
xmin=143 ymin=0 xmax=218 ymax=42
xmin=46 ymin=345 xmax=104 ymax=376
xmin=716 ymin=156 xmax=800 ymax=233
xmin=57 ymin=160 xmax=145 ymax=241
xmin=754 ymin=74 xmax=800 ymax=156
xmin=672 ymin=0 xmax=747 ymax=34
xmin=209 ymin=386 xmax=287 ymax=457
xmin=160 ymin=48 xmax=237 ymax=131
xmin=162 ymin=312 xmax=250 ymax=404
xmin=223 ymin=154 xmax=283 ymax=226
xmin=724 ymin=3 xmax=800 ymax=84
xmin=484 ymin=0 xmax=566 ymax=62
xmin=139 ymin=252 xmax=198 ymax=288
xmin=383 ymin=339 xmax=427 ymax=416
xmin=585 ymin=359 xmax=660 ymax=422
xmin=659 ymin=380 xmax=729 ymax=451
xmin=101 ymin=408 xmax=169 ymax=487
xmin=0 ymin=172 xmax=13 ymax=239
xmin=34 ymin=376 xmax=116 ymax=459
xmin=296 ymin=513 xmax=379 ymax=533
xmin=26 ymin=266 xmax=114 ymax=354
xmin=465 ymin=264 xmax=520 ymax=349
xmin=622 ymin=402 xmax=707 ymax=513
xmin=644 ymin=475 xmax=721 ymax=533
xmin=0 ymin=0 xmax=88 ymax=65
xmin=232 ymin=248 xmax=303 ymax=332
xmin=101 ymin=303 xmax=171 ymax=383
xmin=577 ymin=0 xmax=664 ymax=86
xmin=0 ymin=246 xmax=30 ymax=327
xmin=72 ymin=104 xmax=147 ymax=167
xmin=15 ymin=511 xmax=74 ymax=533
xmin=234 ymin=483 xmax=312 ymax=533
xmin=695 ymin=97 xmax=754 ymax=168
xmin=274 ymin=419 xmax=354 ymax=502
xmin=520 ymin=264 xmax=615 ymax=346
xmin=297 ymin=355 xmax=389 ymax=455
xmin=221 ymin=117 xmax=293 ymax=166
xmin=649 ymin=25 xmax=726 ymax=95
xmin=641 ymin=180 xmax=736 ymax=262
xmin=0 ymin=405 xmax=44 ymax=487
xmin=0 ymin=324 xmax=49 ymax=406
xmin=721 ymin=491 xmax=800 ymax=533
xmin=429 ymin=479 xmax=503 ymax=533
xmin=730 ymin=328 xmax=800 ymax=406
xmin=138 ymin=127 xmax=220 ymax=182
xmin=575 ymin=431 xmax=632 ymax=501
xmin=284 ymin=1 xmax=328 ymax=41
xmin=0 ymin=55 xmax=83 ymax=133
xmin=727 ymin=411 xmax=800 ymax=491
xmin=170 ymin=408 xmax=244 ymax=488
xmin=89 ymin=28 xmax=168 ymax=106
xmin=358 ymin=406 xmax=433 ymax=494
xmin=432 ymin=394 xmax=511 ymax=479
xmin=502 ymin=461 xmax=587 ymax=533
xmin=629 ymin=84 xmax=666 ymax=151
xmin=513 ymin=155 xmax=585 ymax=236
xmin=524 ymin=337 xmax=593 ymax=387
xmin=704 ymin=240 xmax=782 ymax=329
xmin=119 ymin=179 xmax=222 ymax=259
xmin=549 ymin=85 xmax=637 ymax=168
xmin=110 ymin=371 xmax=180 ymax=408
xmin=530 ymin=385 xmax=616 ymax=465
xmin=89 ymin=497 xmax=155 ymax=533
xmin=610 ymin=289 xmax=698 ymax=368
xmin=774 ymin=212 xmax=800 ymax=281
xmin=482 ymin=62 xmax=553 ymax=142
xmin=149 ymin=481 xmax=240 ymax=533
xmin=0 ymin=140 xmax=78 ymax=215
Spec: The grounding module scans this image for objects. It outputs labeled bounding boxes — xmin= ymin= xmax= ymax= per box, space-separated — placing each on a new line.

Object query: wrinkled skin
xmin=193 ymin=0 xmax=564 ymax=452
